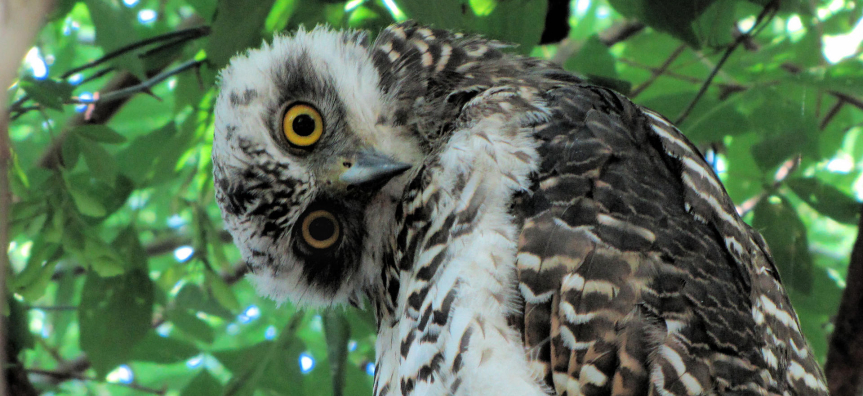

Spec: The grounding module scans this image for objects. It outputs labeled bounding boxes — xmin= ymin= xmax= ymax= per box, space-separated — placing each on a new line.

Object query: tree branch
xmin=830 ymin=91 xmax=863 ymax=112
xmin=826 ymin=203 xmax=863 ymax=396
xmin=629 ymin=44 xmax=687 ymax=98
xmin=27 ymin=367 xmax=167 ymax=395
xmin=735 ymin=156 xmax=799 ymax=216
xmin=551 ymin=20 xmax=645 ymax=65
xmin=83 ymin=59 xmax=203 ymax=105
xmin=8 ymin=25 xmax=210 ymax=115
xmin=820 ymin=98 xmax=845 ymax=130
xmin=34 ymin=16 xmax=205 ymax=170
xmin=675 ymin=1 xmax=778 ymax=124
xmin=0 ymin=0 xmax=56 ymax=395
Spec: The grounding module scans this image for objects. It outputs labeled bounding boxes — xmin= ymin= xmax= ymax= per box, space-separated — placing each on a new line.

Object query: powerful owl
xmin=212 ymin=22 xmax=829 ymax=396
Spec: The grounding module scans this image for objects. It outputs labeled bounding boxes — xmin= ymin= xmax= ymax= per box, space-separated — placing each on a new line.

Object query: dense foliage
xmin=6 ymin=0 xmax=863 ymax=394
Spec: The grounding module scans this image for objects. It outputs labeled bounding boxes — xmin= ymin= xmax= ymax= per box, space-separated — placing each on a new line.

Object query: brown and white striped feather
xmin=514 ymin=85 xmax=829 ymax=396
xmin=366 ymin=22 xmax=827 ymax=396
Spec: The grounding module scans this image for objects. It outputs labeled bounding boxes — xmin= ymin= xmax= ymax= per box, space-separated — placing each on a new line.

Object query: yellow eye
xmin=301 ymin=210 xmax=340 ymax=249
xmin=282 ymin=103 xmax=323 ymax=147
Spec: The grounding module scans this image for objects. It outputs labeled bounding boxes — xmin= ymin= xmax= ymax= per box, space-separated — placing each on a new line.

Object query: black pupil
xmin=292 ymin=114 xmax=316 ymax=137
xmin=308 ymin=217 xmax=335 ymax=242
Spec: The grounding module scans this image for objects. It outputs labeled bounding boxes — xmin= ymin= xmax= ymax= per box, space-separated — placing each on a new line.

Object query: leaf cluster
xmin=6 ymin=0 xmax=862 ymax=394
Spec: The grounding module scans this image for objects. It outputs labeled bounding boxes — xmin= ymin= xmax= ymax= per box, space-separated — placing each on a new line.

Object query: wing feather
xmin=515 ymin=85 xmax=829 ymax=396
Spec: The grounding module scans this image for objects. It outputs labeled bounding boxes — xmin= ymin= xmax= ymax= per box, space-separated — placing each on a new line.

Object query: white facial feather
xmin=213 ymin=26 xmax=421 ymax=307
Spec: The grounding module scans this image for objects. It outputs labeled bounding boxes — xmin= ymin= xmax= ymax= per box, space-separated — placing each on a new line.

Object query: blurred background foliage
xmin=5 ymin=0 xmax=863 ymax=394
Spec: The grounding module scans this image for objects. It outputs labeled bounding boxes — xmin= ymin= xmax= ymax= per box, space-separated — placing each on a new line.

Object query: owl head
xmin=212 ymin=26 xmax=424 ymax=307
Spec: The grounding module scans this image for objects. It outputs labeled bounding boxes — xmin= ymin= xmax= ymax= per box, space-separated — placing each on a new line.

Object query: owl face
xmin=212 ymin=27 xmax=423 ymax=306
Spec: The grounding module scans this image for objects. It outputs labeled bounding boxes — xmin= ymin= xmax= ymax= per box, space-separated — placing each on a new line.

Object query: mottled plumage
xmin=213 ymin=22 xmax=828 ymax=396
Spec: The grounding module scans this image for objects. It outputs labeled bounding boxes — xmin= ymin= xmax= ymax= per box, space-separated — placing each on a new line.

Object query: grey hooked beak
xmin=338 ymin=151 xmax=412 ymax=188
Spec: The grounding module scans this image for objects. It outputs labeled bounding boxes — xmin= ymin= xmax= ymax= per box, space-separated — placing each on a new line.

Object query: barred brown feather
xmin=513 ymin=82 xmax=827 ymax=395
xmin=371 ymin=22 xmax=827 ymax=396
xmin=214 ymin=21 xmax=829 ymax=396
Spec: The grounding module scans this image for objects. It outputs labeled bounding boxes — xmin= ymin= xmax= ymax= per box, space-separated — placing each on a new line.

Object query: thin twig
xmin=61 ymin=26 xmax=209 ymax=80
xmin=78 ymin=66 xmax=116 ymax=85
xmin=630 ymin=44 xmax=687 ymax=98
xmin=735 ymin=156 xmax=799 ymax=216
xmin=137 ymin=36 xmax=194 ymax=59
xmin=25 ymin=305 xmax=77 ymax=311
xmin=8 ymin=25 xmax=210 ymax=114
xmin=619 ymin=58 xmax=748 ymax=91
xmin=831 ymin=91 xmax=863 ymax=112
xmin=820 ymin=98 xmax=846 ymax=130
xmin=622 ymin=58 xmax=863 ymax=123
xmin=675 ymin=1 xmax=779 ymax=125
xmin=26 ymin=368 xmax=167 ymax=395
xmin=551 ymin=20 xmax=644 ymax=65
xmin=33 ymin=337 xmax=66 ymax=365
xmin=77 ymin=59 xmax=204 ymax=105
xmin=12 ymin=59 xmax=203 ymax=119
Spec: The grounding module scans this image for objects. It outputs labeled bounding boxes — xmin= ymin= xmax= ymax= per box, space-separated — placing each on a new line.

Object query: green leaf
xmin=608 ymin=0 xmax=715 ymax=48
xmin=12 ymin=238 xmax=61 ymax=301
xmin=750 ymin=130 xmax=815 ymax=172
xmin=215 ymin=313 xmax=305 ymax=395
xmin=323 ymin=311 xmax=351 ymax=396
xmin=61 ymin=219 xmax=86 ymax=253
xmin=789 ymin=60 xmax=863 ymax=98
xmin=470 ymin=0 xmax=547 ymax=53
xmin=752 ymin=195 xmax=813 ymax=294
xmin=117 ymin=121 xmax=194 ymax=187
xmin=80 ymin=142 xmax=119 ymax=186
xmin=748 ymin=90 xmax=819 ymax=170
xmin=398 ymin=0 xmax=547 ymax=54
xmin=101 ymin=175 xmax=134 ymax=215
xmin=391 ymin=0 xmax=464 ymax=30
xmin=174 ymin=72 xmax=209 ymax=113
xmin=786 ymin=178 xmax=860 ymax=225
xmin=564 ymin=35 xmax=618 ymax=80
xmin=175 ymin=284 xmax=234 ymax=320
xmin=181 ymin=369 xmax=225 ymax=396
xmin=19 ymin=77 xmax=74 ymax=110
xmin=61 ymin=133 xmax=81 ymax=169
xmin=73 ymin=125 xmax=127 ymax=144
xmin=821 ymin=7 xmax=863 ymax=35
xmin=83 ymin=234 xmax=125 ymax=277
xmin=206 ymin=0 xmax=277 ymax=69
xmin=85 ymin=0 xmax=145 ymax=78
xmin=747 ymin=0 xmax=806 ymax=14
xmin=682 ymin=95 xmax=750 ymax=144
xmin=168 ymin=308 xmax=215 ymax=344
xmin=51 ymin=270 xmax=77 ymax=345
xmin=118 ymin=122 xmax=178 ymax=185
xmin=187 ymin=0 xmax=218 ymax=22
xmin=692 ymin=0 xmax=736 ymax=47
xmin=205 ymin=270 xmax=240 ymax=313
xmin=130 ymin=332 xmax=199 ymax=364
xmin=78 ymin=229 xmax=154 ymax=377
xmin=69 ymin=187 xmax=107 ymax=217
xmin=264 ymin=0 xmax=296 ymax=32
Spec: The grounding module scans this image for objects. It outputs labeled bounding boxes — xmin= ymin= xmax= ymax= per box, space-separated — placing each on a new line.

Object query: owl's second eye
xmin=301 ymin=210 xmax=340 ymax=249
xmin=283 ymin=103 xmax=323 ymax=147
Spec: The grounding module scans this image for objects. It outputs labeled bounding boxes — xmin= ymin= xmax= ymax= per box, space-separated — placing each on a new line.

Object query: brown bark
xmin=826 ymin=204 xmax=863 ymax=396
xmin=1 ymin=1 xmax=56 ymax=395
xmin=36 ymin=71 xmax=156 ymax=169
xmin=36 ymin=15 xmax=204 ymax=170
